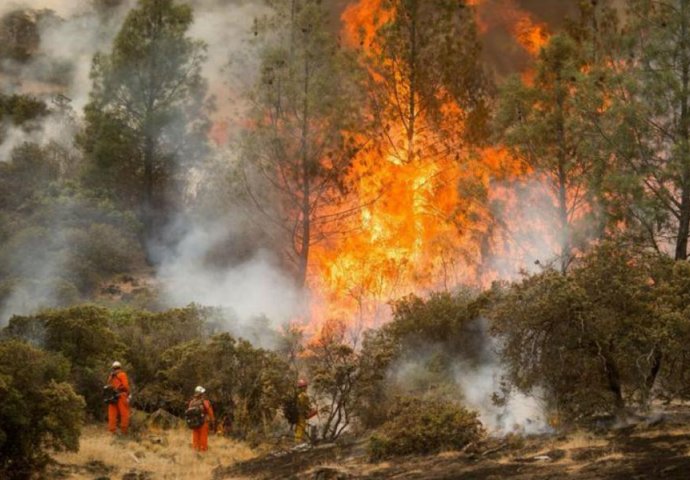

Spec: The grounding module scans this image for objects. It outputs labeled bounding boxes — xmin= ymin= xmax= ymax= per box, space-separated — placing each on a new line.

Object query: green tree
xmin=495 ymin=33 xmax=610 ymax=272
xmin=600 ymin=0 xmax=690 ymax=259
xmin=156 ymin=333 xmax=292 ymax=438
xmin=0 ymin=340 xmax=84 ymax=479
xmin=368 ymin=396 xmax=484 ymax=460
xmin=305 ymin=319 xmax=358 ymax=440
xmin=490 ymin=243 xmax=667 ymax=420
xmin=354 ymin=291 xmax=487 ymax=428
xmin=240 ymin=0 xmax=364 ymax=288
xmin=4 ymin=306 xmax=125 ymax=419
xmin=80 ymin=0 xmax=209 ymax=245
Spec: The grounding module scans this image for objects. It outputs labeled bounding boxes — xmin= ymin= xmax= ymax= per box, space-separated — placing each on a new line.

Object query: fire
xmin=471 ymin=0 xmax=550 ymax=57
xmin=514 ymin=16 xmax=549 ymax=56
xmin=302 ymin=1 xmax=558 ymax=335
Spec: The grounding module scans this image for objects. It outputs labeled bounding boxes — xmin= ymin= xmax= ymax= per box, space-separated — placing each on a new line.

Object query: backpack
xmin=282 ymin=393 xmax=299 ymax=425
xmin=103 ymin=385 xmax=119 ymax=404
xmin=185 ymin=399 xmax=206 ymax=429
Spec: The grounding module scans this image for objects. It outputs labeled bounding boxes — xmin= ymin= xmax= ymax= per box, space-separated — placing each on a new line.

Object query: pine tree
xmin=240 ymin=0 xmax=364 ymax=288
xmin=80 ymin=0 xmax=209 ymax=247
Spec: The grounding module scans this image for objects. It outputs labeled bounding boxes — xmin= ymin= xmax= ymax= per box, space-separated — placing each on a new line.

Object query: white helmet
xmin=194 ymin=386 xmax=206 ymax=394
xmin=112 ymin=361 xmax=122 ymax=369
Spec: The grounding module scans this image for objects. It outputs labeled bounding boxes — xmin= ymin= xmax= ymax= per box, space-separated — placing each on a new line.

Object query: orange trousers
xmin=192 ymin=422 xmax=209 ymax=451
xmin=108 ymin=395 xmax=130 ymax=434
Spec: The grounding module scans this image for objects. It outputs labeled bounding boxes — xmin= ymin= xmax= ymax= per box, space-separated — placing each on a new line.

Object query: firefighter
xmin=107 ymin=361 xmax=130 ymax=435
xmin=188 ymin=386 xmax=215 ymax=452
xmin=295 ymin=378 xmax=316 ymax=443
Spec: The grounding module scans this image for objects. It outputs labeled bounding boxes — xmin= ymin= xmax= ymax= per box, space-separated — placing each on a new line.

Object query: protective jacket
xmin=107 ymin=370 xmax=130 ymax=434
xmin=190 ymin=397 xmax=215 ymax=451
xmin=295 ymin=390 xmax=315 ymax=442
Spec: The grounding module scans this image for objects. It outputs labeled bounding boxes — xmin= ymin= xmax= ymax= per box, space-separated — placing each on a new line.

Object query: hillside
xmin=47 ymin=405 xmax=690 ymax=480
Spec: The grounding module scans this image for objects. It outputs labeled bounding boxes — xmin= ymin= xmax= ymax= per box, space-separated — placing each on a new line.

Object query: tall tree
xmin=600 ymin=0 xmax=690 ymax=259
xmin=80 ymin=0 xmax=208 ymax=246
xmin=495 ymin=33 xmax=609 ymax=272
xmin=361 ymin=0 xmax=489 ymax=163
xmin=240 ymin=0 xmax=364 ymax=288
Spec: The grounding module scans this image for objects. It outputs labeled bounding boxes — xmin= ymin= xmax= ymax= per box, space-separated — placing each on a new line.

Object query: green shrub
xmin=368 ymin=397 xmax=484 ymax=460
xmin=0 ymin=340 xmax=85 ymax=479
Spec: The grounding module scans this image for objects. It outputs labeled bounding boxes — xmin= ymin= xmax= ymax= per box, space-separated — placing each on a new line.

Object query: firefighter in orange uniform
xmin=107 ymin=361 xmax=130 ymax=435
xmin=189 ymin=386 xmax=215 ymax=452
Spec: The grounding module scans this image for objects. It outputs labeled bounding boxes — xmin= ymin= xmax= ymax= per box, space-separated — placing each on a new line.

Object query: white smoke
xmin=486 ymin=176 xmax=577 ymax=279
xmin=0 ymin=110 xmax=75 ymax=162
xmin=155 ymin=217 xmax=304 ymax=328
xmin=454 ymin=361 xmax=549 ymax=436
xmin=0 ymin=0 xmax=294 ymax=332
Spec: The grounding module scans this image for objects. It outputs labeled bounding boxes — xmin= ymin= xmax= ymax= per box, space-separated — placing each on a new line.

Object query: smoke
xmin=1 ymin=2 xmax=135 ymax=110
xmin=0 ymin=108 xmax=75 ymax=161
xmin=154 ymin=215 xmax=304 ymax=332
xmin=387 ymin=318 xmax=549 ymax=436
xmin=0 ymin=0 xmax=299 ymax=335
xmin=454 ymin=359 xmax=549 ymax=436
xmin=485 ymin=176 xmax=588 ymax=281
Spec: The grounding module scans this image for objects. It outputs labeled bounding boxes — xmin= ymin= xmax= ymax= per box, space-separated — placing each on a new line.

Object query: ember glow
xmin=303 ymin=0 xmax=557 ymax=334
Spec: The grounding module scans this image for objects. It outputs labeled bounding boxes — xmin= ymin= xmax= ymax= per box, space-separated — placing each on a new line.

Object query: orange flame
xmin=300 ymin=1 xmax=559 ymax=336
xmin=514 ymin=16 xmax=549 ymax=56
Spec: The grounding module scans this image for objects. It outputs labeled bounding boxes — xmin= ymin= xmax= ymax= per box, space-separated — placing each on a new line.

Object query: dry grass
xmin=557 ymin=432 xmax=609 ymax=451
xmin=53 ymin=425 xmax=257 ymax=479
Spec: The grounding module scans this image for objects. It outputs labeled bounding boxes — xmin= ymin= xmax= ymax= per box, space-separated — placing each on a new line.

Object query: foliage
xmin=4 ymin=305 xmax=125 ymax=419
xmin=155 ymin=332 xmax=293 ymax=439
xmin=363 ymin=0 xmax=490 ymax=152
xmin=305 ymin=320 xmax=359 ymax=440
xmin=0 ymin=340 xmax=84 ymax=479
xmin=495 ymin=32 xmax=610 ymax=271
xmin=593 ymin=0 xmax=690 ymax=259
xmin=80 ymin=0 xmax=209 ymax=239
xmin=490 ymin=242 xmax=671 ymax=420
xmin=354 ymin=291 xmax=486 ymax=428
xmin=0 ymin=10 xmax=40 ymax=62
xmin=368 ymin=396 xmax=484 ymax=460
xmin=240 ymin=0 xmax=364 ymax=287
xmin=0 ymin=175 xmax=143 ymax=317
xmin=0 ymin=94 xmax=48 ymax=126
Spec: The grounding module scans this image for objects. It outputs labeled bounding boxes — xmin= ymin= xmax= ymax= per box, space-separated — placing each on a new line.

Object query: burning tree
xmin=358 ymin=0 xmax=490 ymax=162
xmin=240 ymin=0 xmax=364 ymax=289
xmin=307 ymin=0 xmax=498 ymax=330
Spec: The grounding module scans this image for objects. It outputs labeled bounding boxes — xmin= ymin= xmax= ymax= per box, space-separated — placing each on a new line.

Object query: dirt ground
xmin=48 ymin=406 xmax=690 ymax=480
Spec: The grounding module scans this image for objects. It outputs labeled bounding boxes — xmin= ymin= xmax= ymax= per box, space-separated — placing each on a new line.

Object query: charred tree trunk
xmin=645 ymin=348 xmax=663 ymax=396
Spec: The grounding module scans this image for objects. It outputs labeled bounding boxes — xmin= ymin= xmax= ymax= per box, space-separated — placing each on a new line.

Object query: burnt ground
xmin=215 ymin=406 xmax=690 ymax=480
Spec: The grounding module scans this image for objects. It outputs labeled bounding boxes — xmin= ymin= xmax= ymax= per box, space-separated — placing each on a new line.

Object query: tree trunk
xmin=296 ymin=50 xmax=311 ymax=289
xmin=555 ymin=72 xmax=572 ymax=273
xmin=406 ymin=0 xmax=418 ymax=163
xmin=602 ymin=351 xmax=626 ymax=413
xmin=143 ymin=133 xmax=155 ymax=246
xmin=676 ymin=0 xmax=690 ymax=260
xmin=645 ymin=348 xmax=663 ymax=397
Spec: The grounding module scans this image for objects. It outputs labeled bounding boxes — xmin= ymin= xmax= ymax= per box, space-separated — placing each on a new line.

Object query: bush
xmin=0 ymin=340 xmax=85 ymax=479
xmin=354 ymin=291 xmax=486 ymax=429
xmin=368 ymin=397 xmax=484 ymax=460
xmin=490 ymin=242 xmax=672 ymax=421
